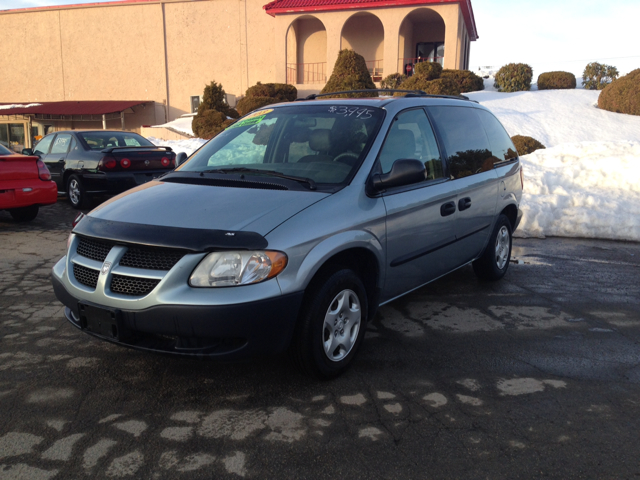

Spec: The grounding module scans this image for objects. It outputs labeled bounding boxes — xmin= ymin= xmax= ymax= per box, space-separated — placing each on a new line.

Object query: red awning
xmin=0 ymin=100 xmax=149 ymax=116
xmin=263 ymin=0 xmax=478 ymax=40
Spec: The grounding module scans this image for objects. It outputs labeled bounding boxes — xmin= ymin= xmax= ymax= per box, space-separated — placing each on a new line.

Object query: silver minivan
xmin=51 ymin=93 xmax=523 ymax=378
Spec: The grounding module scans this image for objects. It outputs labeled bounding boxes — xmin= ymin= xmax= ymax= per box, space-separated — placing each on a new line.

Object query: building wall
xmin=0 ymin=0 xmax=473 ymax=128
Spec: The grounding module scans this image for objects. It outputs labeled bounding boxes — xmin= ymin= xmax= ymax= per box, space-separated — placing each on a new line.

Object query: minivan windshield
xmin=177 ymin=104 xmax=384 ymax=186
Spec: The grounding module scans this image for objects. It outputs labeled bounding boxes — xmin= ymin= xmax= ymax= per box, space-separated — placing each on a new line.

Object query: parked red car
xmin=0 ymin=143 xmax=58 ymax=221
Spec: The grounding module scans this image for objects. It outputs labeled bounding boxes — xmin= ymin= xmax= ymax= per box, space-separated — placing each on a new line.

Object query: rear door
xmin=427 ymin=106 xmax=500 ymax=262
xmin=43 ymin=133 xmax=73 ymax=190
xmin=379 ymin=108 xmax=460 ymax=302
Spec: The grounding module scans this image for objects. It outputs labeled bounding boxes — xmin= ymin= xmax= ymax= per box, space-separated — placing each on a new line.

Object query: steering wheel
xmin=333 ymin=152 xmax=359 ymax=165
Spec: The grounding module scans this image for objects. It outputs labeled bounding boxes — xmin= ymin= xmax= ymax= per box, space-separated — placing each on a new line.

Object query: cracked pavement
xmin=1 ymin=201 xmax=640 ymax=479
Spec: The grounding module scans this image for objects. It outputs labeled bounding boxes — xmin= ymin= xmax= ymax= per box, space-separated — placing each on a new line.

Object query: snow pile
xmin=148 ymin=136 xmax=205 ymax=156
xmin=468 ymin=89 xmax=640 ymax=148
xmin=149 ymin=114 xmax=196 ymax=137
xmin=517 ymin=141 xmax=640 ymax=240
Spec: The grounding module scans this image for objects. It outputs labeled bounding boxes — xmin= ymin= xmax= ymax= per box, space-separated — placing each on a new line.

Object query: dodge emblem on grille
xmin=101 ymin=261 xmax=112 ymax=275
xmin=144 ymin=160 xmax=150 ymax=166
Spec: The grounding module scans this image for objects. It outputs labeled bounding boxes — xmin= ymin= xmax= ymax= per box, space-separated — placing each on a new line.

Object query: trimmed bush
xmin=245 ymin=82 xmax=297 ymax=102
xmin=236 ymin=96 xmax=280 ymax=116
xmin=494 ymin=63 xmax=533 ymax=92
xmin=598 ymin=68 xmax=640 ymax=116
xmin=511 ymin=135 xmax=545 ymax=155
xmin=192 ymin=110 xmax=228 ymax=139
xmin=198 ymin=81 xmax=239 ymax=119
xmin=380 ymin=73 xmax=407 ymax=89
xmin=413 ymin=62 xmax=443 ymax=80
xmin=396 ymin=76 xmax=461 ymax=96
xmin=441 ymin=69 xmax=484 ymax=93
xmin=321 ymin=49 xmax=377 ymax=98
xmin=537 ymin=71 xmax=576 ymax=90
xmin=582 ymin=62 xmax=619 ymax=90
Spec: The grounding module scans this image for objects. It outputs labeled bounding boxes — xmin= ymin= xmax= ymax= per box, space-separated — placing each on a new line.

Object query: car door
xmin=378 ymin=108 xmax=460 ymax=302
xmin=43 ymin=133 xmax=73 ymax=190
xmin=427 ymin=106 xmax=500 ymax=262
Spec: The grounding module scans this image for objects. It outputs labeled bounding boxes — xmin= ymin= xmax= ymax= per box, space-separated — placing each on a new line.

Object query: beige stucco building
xmin=0 ymin=0 xmax=477 ymax=149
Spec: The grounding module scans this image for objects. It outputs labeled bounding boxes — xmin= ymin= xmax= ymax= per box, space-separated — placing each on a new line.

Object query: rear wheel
xmin=291 ymin=268 xmax=368 ymax=379
xmin=9 ymin=205 xmax=39 ymax=222
xmin=67 ymin=175 xmax=89 ymax=209
xmin=473 ymin=214 xmax=512 ymax=281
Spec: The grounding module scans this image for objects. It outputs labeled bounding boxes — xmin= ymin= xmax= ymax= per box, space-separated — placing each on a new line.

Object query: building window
xmin=416 ymin=42 xmax=444 ymax=65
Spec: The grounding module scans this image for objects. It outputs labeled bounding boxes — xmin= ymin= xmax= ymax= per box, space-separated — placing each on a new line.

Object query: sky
xmin=1 ymin=0 xmax=639 ymax=78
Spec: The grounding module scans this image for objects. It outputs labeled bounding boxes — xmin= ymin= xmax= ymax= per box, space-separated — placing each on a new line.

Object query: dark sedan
xmin=22 ymin=130 xmax=176 ymax=209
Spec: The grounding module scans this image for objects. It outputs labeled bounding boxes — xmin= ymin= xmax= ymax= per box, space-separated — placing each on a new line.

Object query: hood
xmin=89 ymin=180 xmax=329 ymax=236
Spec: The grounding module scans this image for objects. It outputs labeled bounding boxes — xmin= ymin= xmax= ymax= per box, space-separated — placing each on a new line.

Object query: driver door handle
xmin=440 ymin=201 xmax=456 ymax=217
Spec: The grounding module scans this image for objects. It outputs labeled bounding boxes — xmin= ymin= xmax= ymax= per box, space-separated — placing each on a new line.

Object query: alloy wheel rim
xmin=69 ymin=180 xmax=80 ymax=205
xmin=322 ymin=289 xmax=361 ymax=362
xmin=495 ymin=225 xmax=510 ymax=270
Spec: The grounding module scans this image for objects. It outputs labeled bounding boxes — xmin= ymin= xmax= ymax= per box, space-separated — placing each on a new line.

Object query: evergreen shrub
xmin=198 ymin=81 xmax=239 ymax=118
xmin=598 ymin=68 xmax=640 ymax=116
xmin=380 ymin=73 xmax=407 ymax=89
xmin=494 ymin=63 xmax=533 ymax=92
xmin=537 ymin=71 xmax=576 ymax=90
xmin=441 ymin=69 xmax=484 ymax=92
xmin=192 ymin=110 xmax=229 ymax=139
xmin=413 ymin=62 xmax=443 ymax=80
xmin=236 ymin=96 xmax=280 ymax=116
xmin=582 ymin=62 xmax=619 ymax=90
xmin=396 ymin=75 xmax=461 ymax=96
xmin=245 ymin=82 xmax=297 ymax=102
xmin=321 ymin=49 xmax=377 ymax=98
xmin=511 ymin=135 xmax=545 ymax=155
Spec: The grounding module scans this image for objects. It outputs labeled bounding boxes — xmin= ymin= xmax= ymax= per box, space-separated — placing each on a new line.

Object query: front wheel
xmin=291 ymin=268 xmax=368 ymax=379
xmin=472 ymin=214 xmax=512 ymax=281
xmin=9 ymin=205 xmax=39 ymax=222
xmin=67 ymin=175 xmax=89 ymax=209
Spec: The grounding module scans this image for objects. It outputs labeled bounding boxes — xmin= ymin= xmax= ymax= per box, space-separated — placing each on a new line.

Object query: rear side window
xmin=34 ymin=134 xmax=54 ymax=155
xmin=475 ymin=109 xmax=518 ymax=162
xmin=428 ymin=106 xmax=494 ymax=179
xmin=378 ymin=109 xmax=443 ymax=179
xmin=50 ymin=134 xmax=72 ymax=155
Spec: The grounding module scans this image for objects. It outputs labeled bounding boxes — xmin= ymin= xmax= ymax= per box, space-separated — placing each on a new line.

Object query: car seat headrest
xmin=309 ymin=129 xmax=331 ymax=153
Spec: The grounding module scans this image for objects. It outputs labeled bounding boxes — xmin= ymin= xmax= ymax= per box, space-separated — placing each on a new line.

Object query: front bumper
xmin=52 ymin=273 xmax=304 ymax=359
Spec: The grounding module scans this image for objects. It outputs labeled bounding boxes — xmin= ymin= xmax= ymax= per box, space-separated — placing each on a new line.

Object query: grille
xmin=77 ymin=236 xmax=113 ymax=262
xmin=110 ymin=275 xmax=160 ymax=297
xmin=120 ymin=246 xmax=186 ymax=271
xmin=73 ymin=263 xmax=100 ymax=289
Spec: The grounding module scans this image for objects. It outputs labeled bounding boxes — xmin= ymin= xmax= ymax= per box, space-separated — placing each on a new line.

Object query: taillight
xmin=37 ymin=160 xmax=51 ymax=181
xmin=161 ymin=157 xmax=170 ymax=167
xmin=121 ymin=158 xmax=131 ymax=168
xmin=98 ymin=155 xmax=117 ymax=171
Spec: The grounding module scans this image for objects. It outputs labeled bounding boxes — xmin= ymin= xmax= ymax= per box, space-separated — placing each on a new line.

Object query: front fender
xmin=276 ymin=230 xmax=385 ymax=295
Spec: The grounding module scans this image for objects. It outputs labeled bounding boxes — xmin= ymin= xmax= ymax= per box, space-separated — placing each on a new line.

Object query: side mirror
xmin=22 ymin=148 xmax=34 ymax=156
xmin=369 ymin=159 xmax=425 ymax=192
xmin=176 ymin=152 xmax=188 ymax=166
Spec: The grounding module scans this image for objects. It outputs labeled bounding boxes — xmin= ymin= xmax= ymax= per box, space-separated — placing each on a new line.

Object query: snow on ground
xmin=149 ymin=137 xmax=205 ymax=156
xmin=152 ymin=84 xmax=640 ymax=242
xmin=149 ymin=114 xmax=196 ymax=137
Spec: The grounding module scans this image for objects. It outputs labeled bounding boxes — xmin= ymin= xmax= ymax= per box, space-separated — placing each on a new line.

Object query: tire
xmin=472 ymin=214 xmax=512 ymax=281
xmin=9 ymin=205 xmax=39 ymax=222
xmin=67 ymin=175 xmax=89 ymax=209
xmin=291 ymin=268 xmax=368 ymax=379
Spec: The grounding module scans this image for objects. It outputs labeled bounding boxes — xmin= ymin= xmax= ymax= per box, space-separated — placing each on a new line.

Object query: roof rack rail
xmin=295 ymin=89 xmax=473 ymax=102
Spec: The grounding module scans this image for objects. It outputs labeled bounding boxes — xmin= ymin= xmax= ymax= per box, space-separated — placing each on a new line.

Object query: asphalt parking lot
xmin=1 ymin=200 xmax=639 ymax=479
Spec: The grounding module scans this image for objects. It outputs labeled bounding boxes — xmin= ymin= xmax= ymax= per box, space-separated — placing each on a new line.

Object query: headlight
xmin=190 ymin=250 xmax=287 ymax=287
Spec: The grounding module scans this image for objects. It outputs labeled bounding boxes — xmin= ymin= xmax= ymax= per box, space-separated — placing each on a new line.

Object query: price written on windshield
xmin=328 ymin=106 xmax=374 ymax=119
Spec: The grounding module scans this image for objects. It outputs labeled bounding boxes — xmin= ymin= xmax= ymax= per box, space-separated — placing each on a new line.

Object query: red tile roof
xmin=264 ymin=0 xmax=477 ymax=40
xmin=0 ymin=101 xmax=149 ymax=116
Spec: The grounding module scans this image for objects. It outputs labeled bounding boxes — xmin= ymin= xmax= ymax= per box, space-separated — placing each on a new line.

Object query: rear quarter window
xmin=475 ymin=109 xmax=518 ymax=162
xmin=428 ymin=106 xmax=495 ymax=179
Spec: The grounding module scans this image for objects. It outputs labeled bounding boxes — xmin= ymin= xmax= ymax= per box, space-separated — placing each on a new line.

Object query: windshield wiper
xmin=201 ymin=167 xmax=317 ymax=191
